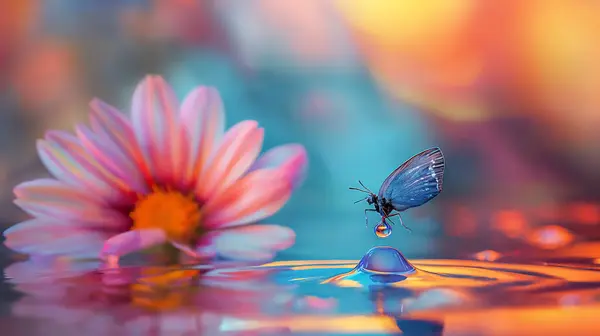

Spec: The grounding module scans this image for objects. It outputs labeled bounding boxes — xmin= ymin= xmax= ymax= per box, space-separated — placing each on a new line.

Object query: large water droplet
xmin=357 ymin=246 xmax=415 ymax=273
xmin=323 ymin=246 xmax=416 ymax=287
xmin=374 ymin=222 xmax=392 ymax=238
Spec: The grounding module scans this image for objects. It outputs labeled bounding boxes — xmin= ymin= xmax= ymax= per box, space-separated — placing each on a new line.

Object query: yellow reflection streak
xmin=222 ymin=315 xmax=401 ymax=334
xmin=414 ymin=259 xmax=600 ymax=282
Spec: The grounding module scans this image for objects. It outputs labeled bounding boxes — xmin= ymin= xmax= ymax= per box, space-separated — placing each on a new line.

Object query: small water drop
xmin=374 ymin=222 xmax=392 ymax=238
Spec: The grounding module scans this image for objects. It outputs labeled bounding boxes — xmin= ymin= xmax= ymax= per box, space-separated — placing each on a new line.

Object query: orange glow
xmin=491 ymin=210 xmax=528 ymax=238
xmin=411 ymin=305 xmax=600 ymax=335
xmin=544 ymin=242 xmax=600 ymax=259
xmin=335 ymin=0 xmax=487 ymax=121
xmin=0 ymin=0 xmax=38 ymax=49
xmin=219 ymin=306 xmax=600 ymax=334
xmin=568 ymin=202 xmax=600 ymax=225
xmin=504 ymin=1 xmax=600 ymax=141
xmin=107 ymin=267 xmax=200 ymax=311
xmin=334 ymin=1 xmax=476 ymax=48
xmin=526 ymin=225 xmax=575 ymax=250
xmin=416 ymin=259 xmax=600 ymax=282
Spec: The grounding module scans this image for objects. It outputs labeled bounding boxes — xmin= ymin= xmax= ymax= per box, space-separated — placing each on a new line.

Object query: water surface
xmin=2 ymin=247 xmax=600 ymax=335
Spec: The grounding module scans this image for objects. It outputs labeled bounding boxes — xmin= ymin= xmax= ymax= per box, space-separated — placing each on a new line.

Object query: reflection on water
xmin=3 ymin=249 xmax=600 ymax=335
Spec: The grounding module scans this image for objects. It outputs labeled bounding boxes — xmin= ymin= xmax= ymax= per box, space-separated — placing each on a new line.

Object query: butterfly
xmin=350 ymin=147 xmax=445 ymax=232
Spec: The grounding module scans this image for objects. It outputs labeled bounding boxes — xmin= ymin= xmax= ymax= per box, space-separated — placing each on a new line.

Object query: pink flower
xmin=3 ymin=75 xmax=307 ymax=263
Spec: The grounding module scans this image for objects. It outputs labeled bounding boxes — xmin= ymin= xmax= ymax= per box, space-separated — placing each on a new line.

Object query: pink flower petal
xmin=249 ymin=144 xmax=308 ymax=190
xmin=180 ymin=87 xmax=225 ymax=189
xmin=89 ymin=98 xmax=153 ymax=187
xmin=37 ymin=138 xmax=113 ymax=196
xmin=196 ymin=120 xmax=263 ymax=200
xmin=4 ymin=219 xmax=108 ymax=258
xmin=13 ymin=179 xmax=129 ymax=229
xmin=74 ymin=124 xmax=147 ymax=194
xmin=212 ymin=225 xmax=295 ymax=261
xmin=100 ymin=229 xmax=167 ymax=259
xmin=171 ymin=122 xmax=191 ymax=190
xmin=202 ymin=169 xmax=291 ymax=229
xmin=171 ymin=240 xmax=216 ymax=260
xmin=131 ymin=75 xmax=180 ymax=184
xmin=15 ymin=177 xmax=103 ymax=203
xmin=43 ymin=131 xmax=137 ymax=198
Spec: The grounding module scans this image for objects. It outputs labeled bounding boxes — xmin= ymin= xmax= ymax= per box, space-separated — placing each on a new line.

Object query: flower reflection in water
xmin=4 ymin=258 xmax=298 ymax=335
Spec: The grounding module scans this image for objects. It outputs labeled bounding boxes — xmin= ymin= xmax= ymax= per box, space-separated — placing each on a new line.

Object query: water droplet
xmin=357 ymin=246 xmax=415 ymax=273
xmin=322 ymin=247 xmax=417 ymax=287
xmin=374 ymin=222 xmax=392 ymax=238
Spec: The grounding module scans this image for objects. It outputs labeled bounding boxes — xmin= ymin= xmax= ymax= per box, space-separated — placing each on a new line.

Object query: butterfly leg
xmin=364 ymin=209 xmax=377 ymax=227
xmin=385 ymin=213 xmax=412 ymax=232
xmin=385 ymin=213 xmax=399 ymax=225
xmin=395 ymin=213 xmax=413 ymax=233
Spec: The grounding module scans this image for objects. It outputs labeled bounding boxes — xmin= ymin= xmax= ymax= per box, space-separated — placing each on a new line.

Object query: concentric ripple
xmin=257 ymin=246 xmax=578 ymax=293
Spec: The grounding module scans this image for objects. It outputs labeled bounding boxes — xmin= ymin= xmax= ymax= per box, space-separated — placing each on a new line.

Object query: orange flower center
xmin=130 ymin=187 xmax=202 ymax=244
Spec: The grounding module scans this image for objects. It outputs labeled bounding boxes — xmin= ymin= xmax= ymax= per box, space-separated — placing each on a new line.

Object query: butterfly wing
xmin=377 ymin=147 xmax=445 ymax=212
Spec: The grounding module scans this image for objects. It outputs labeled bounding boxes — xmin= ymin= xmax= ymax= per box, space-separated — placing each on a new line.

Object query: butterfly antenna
xmin=354 ymin=197 xmax=368 ymax=204
xmin=358 ymin=180 xmax=374 ymax=194
xmin=349 ymin=187 xmax=370 ymax=194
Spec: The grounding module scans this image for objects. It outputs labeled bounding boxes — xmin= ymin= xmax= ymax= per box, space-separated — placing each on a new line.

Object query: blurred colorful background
xmin=1 ymin=0 xmax=600 ymax=264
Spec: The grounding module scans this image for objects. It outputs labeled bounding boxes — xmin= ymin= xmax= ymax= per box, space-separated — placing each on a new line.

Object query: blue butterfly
xmin=350 ymin=147 xmax=445 ymax=232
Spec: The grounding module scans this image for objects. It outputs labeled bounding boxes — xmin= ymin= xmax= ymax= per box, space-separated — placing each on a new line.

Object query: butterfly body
xmin=365 ymin=193 xmax=393 ymax=217
xmin=350 ymin=147 xmax=445 ymax=232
